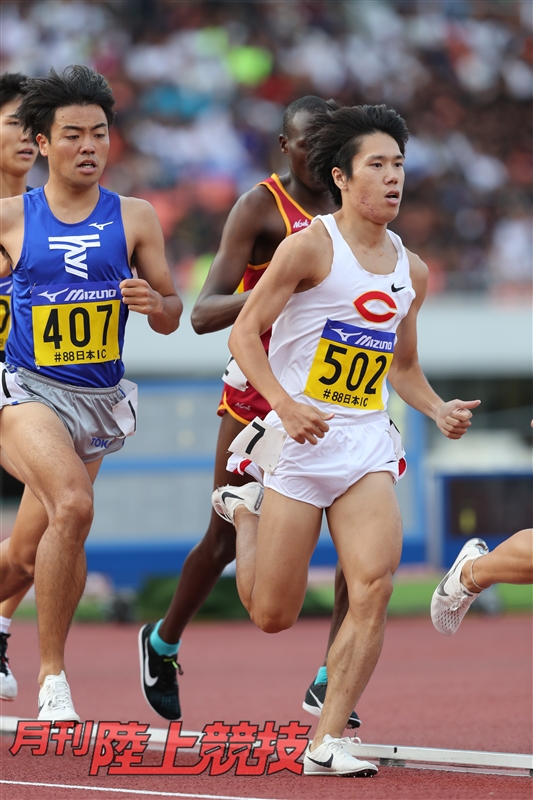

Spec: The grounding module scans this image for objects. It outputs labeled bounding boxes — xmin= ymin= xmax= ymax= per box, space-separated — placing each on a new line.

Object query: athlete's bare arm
xmin=191 ymin=185 xmax=288 ymax=334
xmin=120 ymin=197 xmax=182 ymax=334
xmin=0 ymin=251 xmax=11 ymax=278
xmin=0 ymin=195 xmax=25 ymax=272
xmin=388 ymin=250 xmax=480 ymax=438
xmin=229 ymin=224 xmax=333 ymax=444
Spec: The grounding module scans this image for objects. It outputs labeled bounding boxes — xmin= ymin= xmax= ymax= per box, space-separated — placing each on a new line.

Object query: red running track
xmin=0 ymin=614 xmax=531 ymax=799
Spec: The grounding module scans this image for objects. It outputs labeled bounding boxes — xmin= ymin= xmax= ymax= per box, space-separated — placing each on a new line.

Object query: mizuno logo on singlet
xmin=64 ymin=288 xmax=117 ymax=302
xmin=330 ymin=327 xmax=360 ymax=343
xmin=329 ymin=328 xmax=393 ymax=351
xmin=37 ymin=288 xmax=71 ymax=303
xmin=353 ymin=333 xmax=394 ymax=351
xmin=89 ymin=221 xmax=114 ymax=231
xmin=48 ymin=234 xmax=100 ymax=279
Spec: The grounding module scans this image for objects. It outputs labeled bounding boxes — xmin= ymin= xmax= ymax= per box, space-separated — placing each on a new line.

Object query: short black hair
xmin=0 ymin=72 xmax=28 ymax=111
xmin=307 ymin=104 xmax=409 ymax=205
xmin=16 ymin=65 xmax=115 ymax=143
xmin=282 ymin=95 xmax=340 ymax=138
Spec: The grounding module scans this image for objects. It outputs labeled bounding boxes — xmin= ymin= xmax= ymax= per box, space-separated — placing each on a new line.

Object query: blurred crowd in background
xmin=1 ymin=0 xmax=532 ymax=298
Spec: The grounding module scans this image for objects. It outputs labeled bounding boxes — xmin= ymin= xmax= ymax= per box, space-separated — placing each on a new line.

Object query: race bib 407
xmin=32 ymin=281 xmax=121 ymax=367
xmin=304 ymin=319 xmax=395 ymax=410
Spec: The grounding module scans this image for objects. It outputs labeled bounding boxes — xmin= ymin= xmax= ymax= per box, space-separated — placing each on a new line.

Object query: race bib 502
xmin=304 ymin=319 xmax=395 ymax=410
xmin=31 ymin=282 xmax=121 ymax=366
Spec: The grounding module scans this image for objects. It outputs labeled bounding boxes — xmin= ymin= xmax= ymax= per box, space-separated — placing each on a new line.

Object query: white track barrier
xmin=2 ymin=716 xmax=532 ymax=777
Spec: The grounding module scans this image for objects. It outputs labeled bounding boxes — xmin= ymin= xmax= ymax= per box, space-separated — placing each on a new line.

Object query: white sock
xmin=0 ymin=616 xmax=12 ymax=635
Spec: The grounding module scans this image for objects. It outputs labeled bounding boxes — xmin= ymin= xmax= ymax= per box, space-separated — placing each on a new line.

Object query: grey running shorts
xmin=1 ymin=364 xmax=138 ymax=463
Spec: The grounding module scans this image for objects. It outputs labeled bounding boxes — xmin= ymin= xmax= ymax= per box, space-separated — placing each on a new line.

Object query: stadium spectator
xmin=0 ymin=0 xmax=530 ymax=296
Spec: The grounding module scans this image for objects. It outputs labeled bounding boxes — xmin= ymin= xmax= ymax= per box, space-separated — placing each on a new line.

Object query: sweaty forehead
xmin=53 ymin=104 xmax=108 ymax=129
xmin=0 ymin=97 xmax=22 ymax=118
xmin=357 ymin=131 xmax=402 ymax=158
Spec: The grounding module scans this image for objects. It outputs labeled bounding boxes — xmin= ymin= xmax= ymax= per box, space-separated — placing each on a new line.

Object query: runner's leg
xmin=235 ymin=486 xmax=322 ymax=631
xmin=1 ymin=402 xmax=101 ymax=683
xmin=157 ymin=411 xmax=254 ymax=643
xmin=461 ymin=528 xmax=533 ymax=591
xmin=313 ymin=471 xmax=402 ymax=744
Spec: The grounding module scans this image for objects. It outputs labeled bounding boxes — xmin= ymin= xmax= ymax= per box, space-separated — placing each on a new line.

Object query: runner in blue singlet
xmin=0 ymin=65 xmax=183 ymax=722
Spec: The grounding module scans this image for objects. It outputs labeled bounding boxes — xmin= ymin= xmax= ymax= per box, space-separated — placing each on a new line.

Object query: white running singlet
xmin=268 ymin=214 xmax=416 ymax=420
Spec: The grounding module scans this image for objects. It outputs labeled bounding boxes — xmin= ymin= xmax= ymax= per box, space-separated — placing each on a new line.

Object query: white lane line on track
xmin=0 ymin=781 xmax=286 ymax=800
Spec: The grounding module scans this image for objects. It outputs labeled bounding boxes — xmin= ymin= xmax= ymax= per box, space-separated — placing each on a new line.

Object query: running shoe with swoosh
xmin=431 ymin=538 xmax=489 ymax=635
xmin=138 ymin=623 xmax=182 ymax=720
xmin=303 ymin=734 xmax=377 ymax=777
xmin=211 ymin=482 xmax=264 ymax=525
xmin=38 ymin=671 xmax=80 ymax=722
xmin=303 ymin=679 xmax=361 ymax=728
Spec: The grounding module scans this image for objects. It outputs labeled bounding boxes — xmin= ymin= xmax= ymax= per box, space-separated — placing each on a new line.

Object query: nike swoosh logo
xmin=391 ymin=284 xmax=405 ymax=292
xmin=309 ymin=689 xmax=324 ymax=710
xmin=221 ymin=491 xmax=241 ymax=504
xmin=143 ymin=638 xmax=159 ymax=687
xmin=307 ymin=753 xmax=334 ymax=768
xmin=436 ymin=579 xmax=449 ymax=597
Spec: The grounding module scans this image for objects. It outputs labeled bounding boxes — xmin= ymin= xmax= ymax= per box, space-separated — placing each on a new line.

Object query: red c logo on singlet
xmin=354 ymin=291 xmax=397 ymax=323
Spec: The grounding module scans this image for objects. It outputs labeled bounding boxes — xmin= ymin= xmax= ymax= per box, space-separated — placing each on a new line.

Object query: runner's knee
xmin=49 ymin=487 xmax=94 ymax=538
xmin=250 ymin=603 xmax=298 ymax=634
xmin=5 ymin=545 xmax=35 ymax=579
xmin=348 ymin=574 xmax=394 ymax=618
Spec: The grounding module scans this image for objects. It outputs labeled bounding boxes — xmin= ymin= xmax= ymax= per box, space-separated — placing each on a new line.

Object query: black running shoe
xmin=138 ymin=623 xmax=182 ymax=720
xmin=303 ymin=680 xmax=361 ymax=729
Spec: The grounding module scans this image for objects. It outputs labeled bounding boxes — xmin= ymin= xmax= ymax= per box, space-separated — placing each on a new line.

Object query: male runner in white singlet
xmin=138 ymin=97 xmax=361 ymax=730
xmin=0 ymin=66 xmax=182 ymax=722
xmin=220 ymin=103 xmax=480 ymax=777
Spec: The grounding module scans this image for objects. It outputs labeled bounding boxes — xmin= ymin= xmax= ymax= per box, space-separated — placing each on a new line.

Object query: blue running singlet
xmin=6 ymin=186 xmax=132 ymax=387
xmin=0 ymin=185 xmax=32 ymax=362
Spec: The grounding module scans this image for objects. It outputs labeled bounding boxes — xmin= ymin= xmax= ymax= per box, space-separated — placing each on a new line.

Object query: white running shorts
xmin=263 ymin=409 xmax=399 ymax=509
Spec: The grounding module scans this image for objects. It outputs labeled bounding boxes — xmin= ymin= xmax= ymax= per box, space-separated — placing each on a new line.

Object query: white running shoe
xmin=303 ymin=734 xmax=378 ymax=777
xmin=211 ymin=483 xmax=263 ymax=524
xmin=431 ymin=538 xmax=489 ymax=635
xmin=0 ymin=633 xmax=18 ymax=700
xmin=336 ymin=734 xmax=368 ymax=758
xmin=38 ymin=671 xmax=80 ymax=722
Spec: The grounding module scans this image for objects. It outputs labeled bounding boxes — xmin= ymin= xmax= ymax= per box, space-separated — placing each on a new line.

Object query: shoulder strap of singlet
xmin=313 ymin=213 xmax=348 ymax=254
xmin=386 ymin=229 xmax=411 ymax=281
xmin=312 ymin=213 xmax=335 ymax=238
xmin=257 ymin=174 xmax=313 ymax=238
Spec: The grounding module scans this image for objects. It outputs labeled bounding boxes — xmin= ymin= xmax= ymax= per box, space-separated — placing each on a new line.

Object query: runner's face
xmin=280 ymin=110 xmax=324 ymax=191
xmin=37 ymin=104 xmax=109 ymax=188
xmin=333 ymin=132 xmax=405 ymax=224
xmin=0 ymin=97 xmax=38 ymax=179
